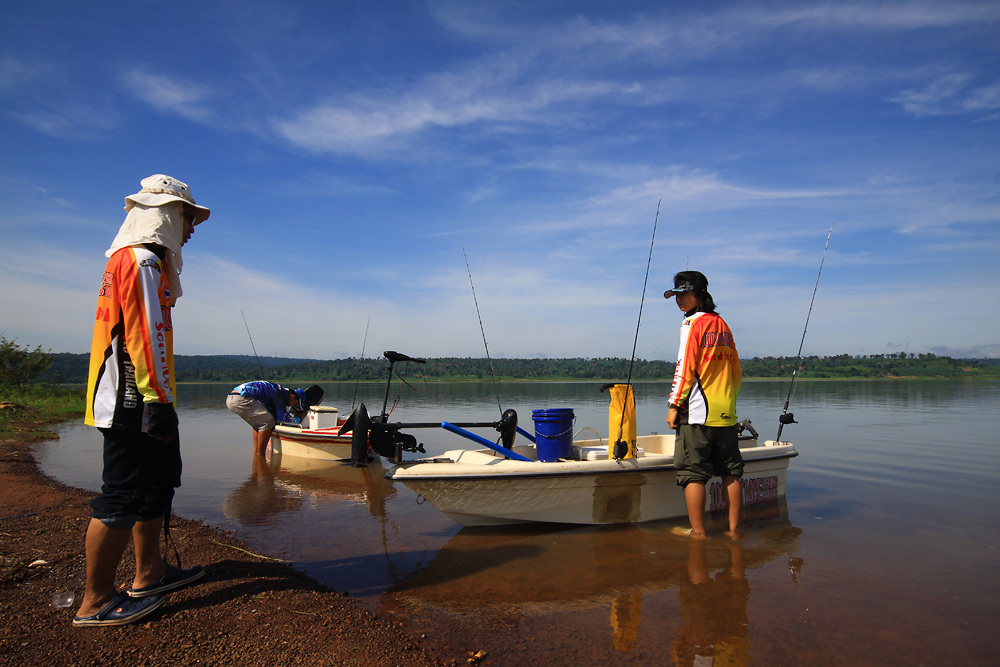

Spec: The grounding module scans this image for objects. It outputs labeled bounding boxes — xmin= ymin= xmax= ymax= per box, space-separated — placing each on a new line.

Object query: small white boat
xmin=270 ymin=406 xmax=359 ymax=460
xmin=386 ymin=430 xmax=796 ymax=527
xmin=342 ymin=353 xmax=798 ymax=527
xmin=271 ymin=350 xmax=426 ymax=462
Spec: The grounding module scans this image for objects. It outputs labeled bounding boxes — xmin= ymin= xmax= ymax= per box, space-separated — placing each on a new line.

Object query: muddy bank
xmin=0 ymin=419 xmax=455 ymax=666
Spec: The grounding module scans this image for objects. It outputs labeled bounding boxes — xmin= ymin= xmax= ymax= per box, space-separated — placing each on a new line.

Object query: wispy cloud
xmin=892 ymin=73 xmax=1000 ymax=118
xmin=0 ymin=56 xmax=48 ymax=91
xmin=272 ymin=52 xmax=639 ymax=156
xmin=12 ymin=102 xmax=121 ymax=139
xmin=898 ymin=198 xmax=1000 ymax=234
xmin=592 ymin=169 xmax=847 ymax=212
xmin=0 ymin=56 xmax=120 ymax=139
xmin=436 ymin=2 xmax=1000 ymax=57
xmin=119 ymin=67 xmax=215 ymax=122
xmin=273 ymin=2 xmax=1000 ymax=158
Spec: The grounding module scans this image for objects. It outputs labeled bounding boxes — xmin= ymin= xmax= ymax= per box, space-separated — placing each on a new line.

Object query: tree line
xmin=24 ymin=349 xmax=1000 ymax=386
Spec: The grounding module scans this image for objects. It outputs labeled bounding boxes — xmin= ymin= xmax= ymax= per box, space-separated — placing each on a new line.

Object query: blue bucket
xmin=532 ymin=408 xmax=575 ymax=462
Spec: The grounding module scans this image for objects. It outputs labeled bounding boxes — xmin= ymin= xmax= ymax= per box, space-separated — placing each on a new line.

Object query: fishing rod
xmin=463 ymin=248 xmax=503 ymax=417
xmin=776 ymin=223 xmax=833 ymax=442
xmin=240 ymin=309 xmax=266 ymax=381
xmin=613 ymin=200 xmax=661 ymax=460
xmin=351 ymin=315 xmax=371 ymax=411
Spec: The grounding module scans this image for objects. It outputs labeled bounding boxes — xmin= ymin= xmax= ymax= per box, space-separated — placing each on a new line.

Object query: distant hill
xmin=37 ymin=352 xmax=1000 ymax=385
xmin=39 ymin=353 xmax=321 ymax=385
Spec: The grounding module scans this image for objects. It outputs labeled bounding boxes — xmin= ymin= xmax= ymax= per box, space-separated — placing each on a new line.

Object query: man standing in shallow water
xmin=74 ymin=175 xmax=209 ymax=626
xmin=664 ymin=270 xmax=744 ymax=539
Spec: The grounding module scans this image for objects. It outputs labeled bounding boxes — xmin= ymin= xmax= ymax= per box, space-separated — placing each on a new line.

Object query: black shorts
xmin=674 ymin=423 xmax=744 ymax=486
xmin=90 ymin=428 xmax=182 ymax=529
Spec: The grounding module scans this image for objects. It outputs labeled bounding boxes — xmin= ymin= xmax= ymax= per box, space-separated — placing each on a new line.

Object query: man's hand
xmin=667 ymin=406 xmax=679 ymax=430
xmin=147 ymin=402 xmax=179 ymax=442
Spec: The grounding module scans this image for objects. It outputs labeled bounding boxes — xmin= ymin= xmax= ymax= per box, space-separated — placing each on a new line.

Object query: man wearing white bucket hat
xmin=75 ymin=176 xmax=209 ymax=627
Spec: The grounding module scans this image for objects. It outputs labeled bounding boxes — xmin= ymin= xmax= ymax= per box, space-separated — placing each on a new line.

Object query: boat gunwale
xmin=386 ymin=449 xmax=797 ymax=482
xmin=272 ymin=426 xmax=352 ymax=443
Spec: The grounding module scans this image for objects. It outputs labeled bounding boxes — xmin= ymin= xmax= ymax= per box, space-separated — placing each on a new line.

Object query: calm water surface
xmin=36 ymin=380 xmax=1000 ymax=665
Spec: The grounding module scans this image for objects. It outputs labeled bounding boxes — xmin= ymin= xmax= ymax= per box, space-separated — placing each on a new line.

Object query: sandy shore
xmin=0 ymin=416 xmax=452 ymax=666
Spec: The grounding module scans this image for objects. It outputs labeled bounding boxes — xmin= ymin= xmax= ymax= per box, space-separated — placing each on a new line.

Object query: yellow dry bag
xmin=607 ymin=384 xmax=637 ymax=459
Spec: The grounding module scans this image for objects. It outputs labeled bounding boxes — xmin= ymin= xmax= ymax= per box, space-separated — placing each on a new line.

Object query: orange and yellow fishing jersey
xmin=85 ymin=247 xmax=175 ymax=431
xmin=668 ymin=311 xmax=741 ymax=427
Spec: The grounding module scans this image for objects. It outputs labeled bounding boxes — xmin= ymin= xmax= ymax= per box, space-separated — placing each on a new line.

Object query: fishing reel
xmin=774 ymin=411 xmax=799 ymax=443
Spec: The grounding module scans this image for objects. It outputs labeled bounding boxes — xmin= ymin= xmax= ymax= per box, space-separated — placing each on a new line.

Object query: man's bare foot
xmin=671 ymin=526 xmax=708 ymax=539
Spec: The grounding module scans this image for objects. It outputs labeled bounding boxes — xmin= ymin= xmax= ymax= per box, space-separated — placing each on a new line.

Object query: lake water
xmin=36 ymin=379 xmax=1000 ymax=665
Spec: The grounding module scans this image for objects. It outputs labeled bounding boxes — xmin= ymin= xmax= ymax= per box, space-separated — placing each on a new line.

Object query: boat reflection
xmin=383 ymin=500 xmax=801 ymax=658
xmin=222 ymin=454 xmax=396 ymax=526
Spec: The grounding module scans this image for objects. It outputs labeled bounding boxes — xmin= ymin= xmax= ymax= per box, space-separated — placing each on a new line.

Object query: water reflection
xmin=222 ymin=454 xmax=396 ymax=527
xmin=36 ymin=380 xmax=998 ymax=664
xmin=673 ymin=540 xmax=750 ymax=664
xmin=222 ymin=456 xmax=302 ymax=526
xmin=383 ymin=500 xmax=801 ymax=659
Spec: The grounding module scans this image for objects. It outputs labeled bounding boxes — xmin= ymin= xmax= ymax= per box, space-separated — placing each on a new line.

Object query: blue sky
xmin=2 ymin=1 xmax=998 ymax=361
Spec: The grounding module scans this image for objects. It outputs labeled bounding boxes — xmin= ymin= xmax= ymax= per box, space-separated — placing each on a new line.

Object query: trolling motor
xmin=496 ymin=408 xmax=518 ymax=449
xmin=342 ymin=352 xmax=529 ymax=466
xmin=343 ymin=350 xmax=428 ymax=467
xmin=379 ymin=350 xmax=426 ymax=421
xmin=340 ymin=400 xmax=428 ymax=467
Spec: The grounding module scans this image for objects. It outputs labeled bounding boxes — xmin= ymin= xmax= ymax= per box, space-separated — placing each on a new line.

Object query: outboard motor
xmin=341 ymin=403 xmax=372 ymax=468
xmin=369 ymin=422 xmax=424 ymax=463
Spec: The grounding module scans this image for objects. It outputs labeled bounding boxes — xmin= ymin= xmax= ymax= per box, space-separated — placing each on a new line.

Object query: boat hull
xmin=270 ymin=425 xmax=354 ymax=460
xmin=387 ymin=434 xmax=796 ymax=526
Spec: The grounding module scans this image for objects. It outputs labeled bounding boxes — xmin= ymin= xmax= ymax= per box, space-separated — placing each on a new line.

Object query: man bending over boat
xmin=226 ymin=381 xmax=324 ymax=456
xmin=664 ymin=271 xmax=743 ymax=539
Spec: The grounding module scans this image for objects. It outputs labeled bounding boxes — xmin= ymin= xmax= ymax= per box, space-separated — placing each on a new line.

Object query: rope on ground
xmin=209 ymin=539 xmax=291 ymax=562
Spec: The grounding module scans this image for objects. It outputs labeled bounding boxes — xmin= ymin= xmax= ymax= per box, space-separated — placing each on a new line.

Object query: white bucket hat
xmin=124 ymin=174 xmax=211 ymax=224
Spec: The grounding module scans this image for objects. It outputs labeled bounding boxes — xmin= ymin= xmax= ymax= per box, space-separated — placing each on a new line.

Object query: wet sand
xmin=0 ymin=426 xmax=448 ymax=666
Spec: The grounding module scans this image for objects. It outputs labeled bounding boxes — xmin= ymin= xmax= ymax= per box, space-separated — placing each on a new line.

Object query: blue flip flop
xmin=127 ymin=564 xmax=205 ymax=597
xmin=73 ymin=591 xmax=164 ymax=627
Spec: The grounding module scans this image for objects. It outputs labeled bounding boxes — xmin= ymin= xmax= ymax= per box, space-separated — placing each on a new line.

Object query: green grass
xmin=0 ymin=384 xmax=85 ymax=437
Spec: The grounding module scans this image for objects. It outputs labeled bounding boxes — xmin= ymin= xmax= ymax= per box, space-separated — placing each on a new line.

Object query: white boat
xmin=271 ymin=350 xmax=426 ymax=462
xmin=385 ymin=429 xmax=796 ymax=527
xmin=270 ymin=406 xmax=359 ymax=460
